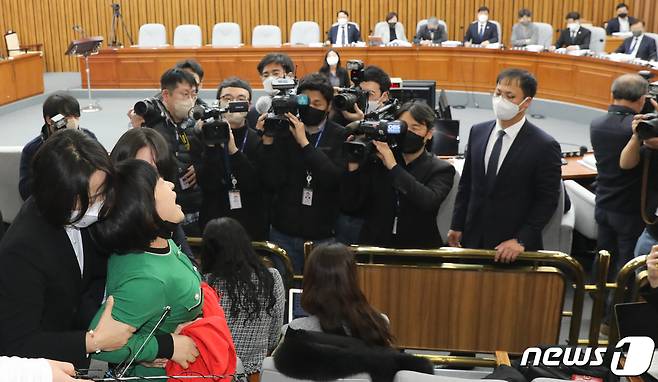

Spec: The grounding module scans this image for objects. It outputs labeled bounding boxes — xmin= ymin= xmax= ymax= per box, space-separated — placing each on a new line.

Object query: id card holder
xmin=302 ymin=188 xmax=313 ymax=206
xmin=228 ymin=190 xmax=242 ymax=210
xmin=392 ymin=216 xmax=398 ymax=234
xmin=179 ymin=176 xmax=192 ymax=190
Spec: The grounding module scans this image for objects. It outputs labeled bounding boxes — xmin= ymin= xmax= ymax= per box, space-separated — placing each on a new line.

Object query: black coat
xmin=615 ymin=35 xmax=657 ymax=61
xmin=451 ymin=120 xmax=562 ymax=251
xmin=341 ymin=151 xmax=455 ymax=249
xmin=463 ymin=21 xmax=499 ymax=44
xmin=327 ymin=23 xmax=361 ymax=44
xmin=413 ymin=24 xmax=448 ymax=44
xmin=0 ymin=198 xmax=107 ymax=368
xmin=606 ymin=16 xmax=638 ymax=35
xmin=556 ymin=27 xmax=591 ymax=49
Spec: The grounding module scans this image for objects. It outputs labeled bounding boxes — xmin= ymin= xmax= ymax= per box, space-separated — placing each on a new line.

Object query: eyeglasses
xmin=219 ymin=95 xmax=249 ymax=102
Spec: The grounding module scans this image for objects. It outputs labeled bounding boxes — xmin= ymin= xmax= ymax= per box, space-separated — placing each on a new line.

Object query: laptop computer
xmin=288 ymin=288 xmax=308 ymax=323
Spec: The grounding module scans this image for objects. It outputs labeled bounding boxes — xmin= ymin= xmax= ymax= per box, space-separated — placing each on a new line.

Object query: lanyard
xmin=305 ymin=127 xmax=326 ymax=188
xmin=239 ymin=128 xmax=248 ymax=152
xmin=313 ymin=126 xmax=326 ymax=148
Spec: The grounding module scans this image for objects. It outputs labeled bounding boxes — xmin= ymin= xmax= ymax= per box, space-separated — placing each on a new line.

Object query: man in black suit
xmin=414 ymin=17 xmax=448 ymax=45
xmin=463 ymin=6 xmax=499 ymax=46
xmin=448 ymin=69 xmax=562 ymax=262
xmin=615 ymin=20 xmax=657 ymax=61
xmin=555 ymin=11 xmax=591 ymax=50
xmin=327 ymin=10 xmax=361 ymax=45
xmin=606 ymin=3 xmax=638 ymax=35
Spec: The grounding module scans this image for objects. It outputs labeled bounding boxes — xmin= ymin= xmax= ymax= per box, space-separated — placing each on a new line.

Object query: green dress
xmin=89 ymin=240 xmax=202 ymax=378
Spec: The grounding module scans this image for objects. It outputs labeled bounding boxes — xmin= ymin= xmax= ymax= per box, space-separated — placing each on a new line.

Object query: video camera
xmin=49 ymin=114 xmax=68 ymax=131
xmin=344 ymin=118 xmax=407 ymax=163
xmin=134 ymin=97 xmax=166 ymax=126
xmin=346 ymin=59 xmax=365 ymax=86
xmin=191 ymin=101 xmax=249 ymax=145
xmin=264 ymin=78 xmax=310 ymax=137
xmin=334 ymin=87 xmax=368 ymax=114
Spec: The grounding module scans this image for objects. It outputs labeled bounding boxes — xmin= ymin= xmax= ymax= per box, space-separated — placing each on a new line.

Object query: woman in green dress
xmin=88 ymin=159 xmax=201 ymax=378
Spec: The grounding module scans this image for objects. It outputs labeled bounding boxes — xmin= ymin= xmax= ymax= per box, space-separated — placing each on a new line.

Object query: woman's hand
xmin=647 ymin=245 xmax=658 ymax=289
xmin=171 ymin=334 xmax=199 ymax=369
xmin=87 ymin=296 xmax=136 ymax=353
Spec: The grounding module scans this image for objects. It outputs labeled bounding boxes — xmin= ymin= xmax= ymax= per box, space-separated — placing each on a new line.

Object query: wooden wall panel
xmin=1 ymin=0 xmax=657 ymax=73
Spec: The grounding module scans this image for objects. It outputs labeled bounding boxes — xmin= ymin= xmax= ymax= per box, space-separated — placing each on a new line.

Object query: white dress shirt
xmin=629 ymin=34 xmax=644 ymax=57
xmin=484 ymin=116 xmax=526 ymax=174
xmin=478 ymin=22 xmax=486 ymax=36
xmin=619 ymin=17 xmax=630 ymax=33
xmin=64 ymin=226 xmax=84 ymax=276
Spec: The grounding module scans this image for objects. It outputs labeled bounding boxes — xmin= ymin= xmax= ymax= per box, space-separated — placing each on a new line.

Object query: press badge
xmin=179 ymin=176 xmax=192 ymax=190
xmin=302 ymin=188 xmax=313 ymax=206
xmin=392 ymin=216 xmax=398 ymax=234
xmin=228 ymin=190 xmax=242 ymax=210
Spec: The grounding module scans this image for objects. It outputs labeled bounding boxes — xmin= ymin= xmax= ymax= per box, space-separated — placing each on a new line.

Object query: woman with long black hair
xmin=318 ymin=49 xmax=350 ymax=88
xmin=201 ymin=217 xmax=285 ymax=376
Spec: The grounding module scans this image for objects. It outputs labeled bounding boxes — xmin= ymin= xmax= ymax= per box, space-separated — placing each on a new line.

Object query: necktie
xmin=486 ymin=130 xmax=506 ymax=191
xmin=479 ymin=24 xmax=484 ymax=38
xmin=342 ymin=26 xmax=348 ymax=45
xmin=628 ymin=37 xmax=638 ymax=54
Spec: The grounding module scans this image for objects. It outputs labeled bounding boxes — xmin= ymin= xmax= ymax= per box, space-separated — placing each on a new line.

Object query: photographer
xmin=196 ymin=77 xmax=268 ymax=241
xmin=19 ymin=91 xmax=98 ymax=201
xmin=619 ymin=97 xmax=658 ymax=257
xmin=140 ymin=68 xmax=203 ymax=236
xmin=258 ymin=73 xmax=346 ymax=273
xmin=249 ymin=53 xmax=296 ymax=129
xmin=341 ymin=101 xmax=455 ymax=248
xmin=334 ymin=65 xmax=392 ymax=126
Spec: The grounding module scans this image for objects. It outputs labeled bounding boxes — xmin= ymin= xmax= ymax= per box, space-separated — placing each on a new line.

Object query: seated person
xmin=19 ymin=91 xmax=98 ymax=201
xmin=511 ymin=8 xmax=539 ymax=47
xmin=201 ymin=217 xmax=285 ymax=376
xmin=327 ymin=10 xmax=361 ymax=45
xmin=554 ymin=11 xmax=591 ymax=50
xmin=373 ymin=12 xmax=407 ymax=43
xmin=606 ymin=2 xmax=637 ymax=35
xmin=341 ymin=101 xmax=455 ymax=248
xmin=89 ymin=159 xmax=236 ymax=378
xmin=319 ymin=49 xmax=350 ymax=88
xmin=463 ymin=6 xmax=499 ymax=46
xmin=413 ymin=17 xmax=448 ymax=45
xmin=615 ymin=20 xmax=657 ymax=61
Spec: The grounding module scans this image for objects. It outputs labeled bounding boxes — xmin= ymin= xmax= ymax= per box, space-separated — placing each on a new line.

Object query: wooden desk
xmin=0 ymin=53 xmax=44 ymax=106
xmin=562 ymin=154 xmax=597 ymax=180
xmin=79 ymin=46 xmax=658 ymax=110
xmin=605 ymin=36 xmax=626 ymax=53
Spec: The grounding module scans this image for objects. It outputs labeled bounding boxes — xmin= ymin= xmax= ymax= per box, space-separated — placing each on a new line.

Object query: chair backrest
xmin=491 ymin=20 xmax=502 ymax=42
xmin=138 ymin=23 xmax=167 ymax=47
xmin=416 ymin=19 xmax=448 ymax=37
xmin=541 ymin=180 xmax=566 ymax=252
xmin=252 ymin=25 xmax=282 ymax=47
xmin=436 ymin=170 xmax=461 ymax=243
xmin=289 ymin=21 xmax=320 ymax=45
xmin=260 ymin=357 xmax=372 ymax=382
xmin=211 ymin=22 xmax=241 ymax=47
xmin=0 ymin=146 xmax=24 ymax=224
xmin=564 ymin=179 xmax=598 ymax=240
xmin=645 ymin=32 xmax=658 ymax=54
xmin=583 ymin=25 xmax=606 ymax=53
xmin=173 ymin=24 xmax=202 ymax=47
xmin=4 ymin=31 xmax=22 ymax=57
xmin=534 ymin=22 xmax=554 ymax=48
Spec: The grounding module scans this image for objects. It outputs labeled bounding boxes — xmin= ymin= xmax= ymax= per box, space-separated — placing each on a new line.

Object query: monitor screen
xmin=288 ymin=288 xmax=308 ymax=323
xmin=389 ymin=80 xmax=436 ymax=108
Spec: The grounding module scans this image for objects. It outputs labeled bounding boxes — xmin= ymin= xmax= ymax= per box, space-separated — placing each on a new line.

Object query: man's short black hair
xmin=496 ymin=68 xmax=538 ymax=98
xmin=337 ymin=9 xmax=349 ymax=17
xmin=631 ymin=19 xmax=644 ymax=27
xmin=518 ymin=8 xmax=532 ymax=18
xmin=216 ymin=76 xmax=252 ymax=101
xmin=478 ymin=6 xmax=490 ymax=13
xmin=42 ymin=91 xmax=80 ymax=120
xmin=92 ymin=159 xmax=172 ymax=254
xmin=175 ymin=59 xmax=204 ymax=81
xmin=396 ymin=101 xmax=437 ymax=130
xmin=297 ymin=73 xmax=334 ymax=104
xmin=363 ymin=66 xmax=392 ymax=93
xmin=566 ymin=11 xmax=581 ymax=20
xmin=616 ymin=3 xmax=629 ymax=10
xmin=32 ymin=129 xmax=113 ymax=227
xmin=160 ymin=68 xmax=197 ymax=92
xmin=256 ymin=53 xmax=295 ymax=76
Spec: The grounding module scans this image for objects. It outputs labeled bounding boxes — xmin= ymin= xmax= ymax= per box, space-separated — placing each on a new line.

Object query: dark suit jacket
xmin=328 ymin=23 xmax=361 ymax=44
xmin=0 ymin=198 xmax=107 ymax=368
xmin=606 ymin=16 xmax=638 ymax=35
xmin=463 ymin=21 xmax=499 ymax=44
xmin=413 ymin=24 xmax=448 ymax=44
xmin=320 ymin=67 xmax=350 ymax=88
xmin=451 ymin=120 xmax=562 ymax=251
xmin=555 ymin=27 xmax=591 ymax=49
xmin=615 ymin=35 xmax=657 ymax=61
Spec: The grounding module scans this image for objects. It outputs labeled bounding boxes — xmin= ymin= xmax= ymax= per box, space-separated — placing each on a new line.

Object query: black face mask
xmin=618 ymin=13 xmax=628 ymax=18
xmin=402 ymin=131 xmax=427 ymax=153
xmin=299 ymin=106 xmax=327 ymax=126
xmin=388 ymin=21 xmax=397 ymax=26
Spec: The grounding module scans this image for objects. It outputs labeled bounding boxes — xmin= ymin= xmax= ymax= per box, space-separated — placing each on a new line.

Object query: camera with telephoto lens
xmin=334 ymin=87 xmax=368 ymax=113
xmin=639 ymin=70 xmax=658 ymax=114
xmin=346 ymin=60 xmax=365 ymax=86
xmin=50 ymin=114 xmax=67 ymax=131
xmin=344 ymin=119 xmax=408 ymax=163
xmin=636 ymin=113 xmax=658 ymax=140
xmin=264 ymin=78 xmax=310 ymax=137
xmin=191 ymin=101 xmax=249 ymax=146
xmin=134 ymin=97 xmax=165 ymax=125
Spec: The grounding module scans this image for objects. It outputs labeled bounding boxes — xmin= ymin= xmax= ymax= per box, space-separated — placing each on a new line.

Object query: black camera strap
xmin=641 ymin=150 xmax=657 ymax=226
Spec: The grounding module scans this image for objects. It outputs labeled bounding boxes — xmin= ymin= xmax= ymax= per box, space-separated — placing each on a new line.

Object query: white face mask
xmin=262 ymin=76 xmax=277 ymax=95
xmin=70 ymin=200 xmax=103 ymax=229
xmin=367 ymin=100 xmax=380 ymax=113
xmin=478 ymin=14 xmax=489 ymax=23
xmin=326 ymin=54 xmax=339 ymax=66
xmin=172 ymin=98 xmax=194 ymax=120
xmin=492 ymin=95 xmax=526 ymax=121
xmin=66 ymin=118 xmax=80 ymax=130
xmin=567 ymin=23 xmax=579 ymax=32
xmin=337 ymin=17 xmax=348 ymax=26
